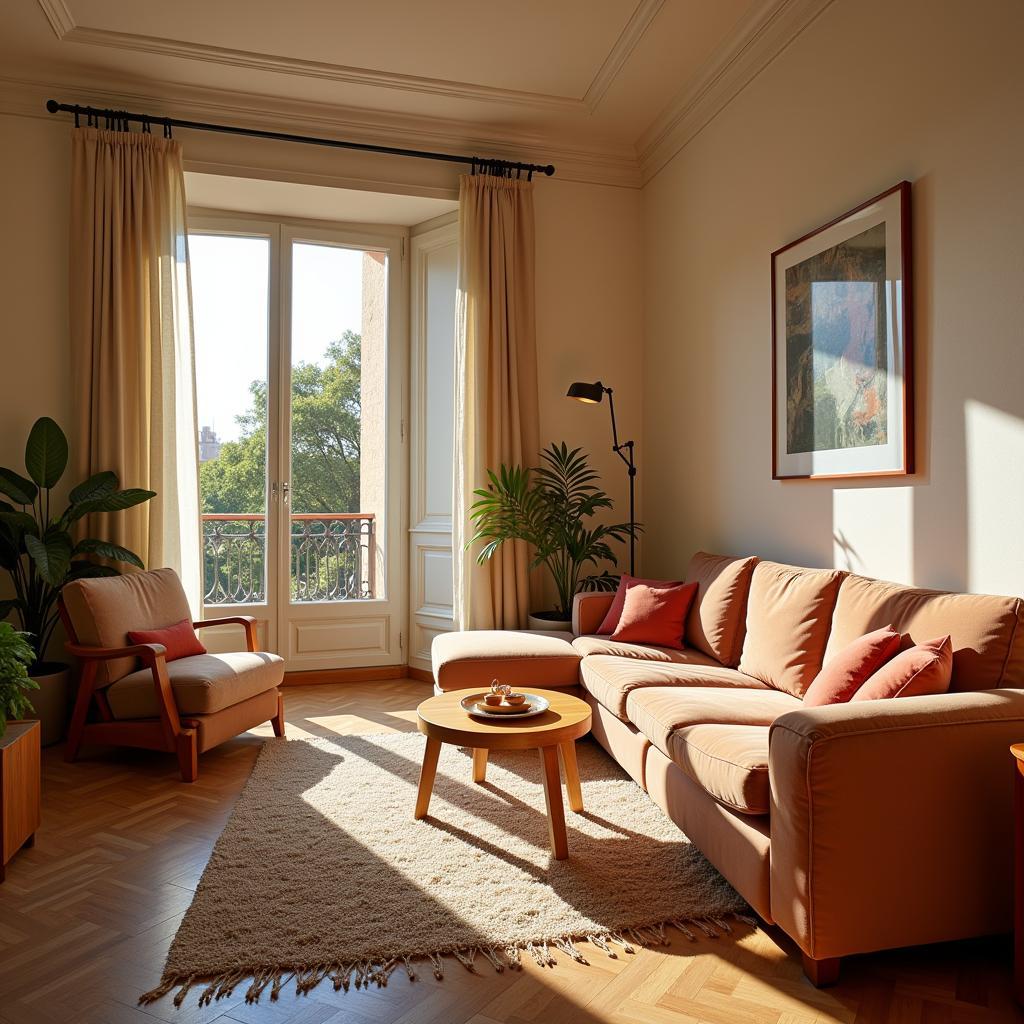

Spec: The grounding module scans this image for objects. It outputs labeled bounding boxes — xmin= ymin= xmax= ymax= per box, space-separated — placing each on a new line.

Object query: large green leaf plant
xmin=0 ymin=417 xmax=155 ymax=670
xmin=0 ymin=622 xmax=37 ymax=735
xmin=469 ymin=442 xmax=639 ymax=621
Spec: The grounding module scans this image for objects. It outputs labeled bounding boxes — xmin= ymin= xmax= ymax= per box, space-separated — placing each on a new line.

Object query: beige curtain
xmin=70 ymin=127 xmax=202 ymax=614
xmin=453 ymin=174 xmax=540 ymax=630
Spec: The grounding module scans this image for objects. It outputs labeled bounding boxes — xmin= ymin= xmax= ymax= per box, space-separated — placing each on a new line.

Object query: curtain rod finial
xmin=543 ymin=165 xmax=555 ymax=176
xmin=46 ymin=99 xmax=60 ymax=113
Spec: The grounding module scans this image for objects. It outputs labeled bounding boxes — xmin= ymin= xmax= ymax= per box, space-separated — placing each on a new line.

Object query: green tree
xmin=200 ymin=331 xmax=362 ymax=514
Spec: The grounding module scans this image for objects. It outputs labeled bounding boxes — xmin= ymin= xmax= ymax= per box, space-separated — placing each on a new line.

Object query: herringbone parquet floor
xmin=0 ymin=679 xmax=1019 ymax=1024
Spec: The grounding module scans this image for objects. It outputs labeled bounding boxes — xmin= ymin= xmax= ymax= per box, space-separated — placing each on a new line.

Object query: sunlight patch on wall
xmin=832 ymin=486 xmax=913 ymax=584
xmin=966 ymin=400 xmax=1024 ymax=596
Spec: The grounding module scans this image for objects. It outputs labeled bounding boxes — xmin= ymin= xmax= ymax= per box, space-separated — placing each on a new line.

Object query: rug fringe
xmin=138 ymin=912 xmax=754 ymax=1008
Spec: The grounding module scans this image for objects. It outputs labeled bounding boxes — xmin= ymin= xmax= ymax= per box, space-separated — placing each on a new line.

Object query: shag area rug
xmin=142 ymin=733 xmax=749 ymax=1007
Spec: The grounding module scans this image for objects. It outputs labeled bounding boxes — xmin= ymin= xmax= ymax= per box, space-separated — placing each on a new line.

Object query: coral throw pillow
xmin=610 ymin=582 xmax=698 ymax=650
xmin=852 ymin=635 xmax=953 ymax=701
xmin=127 ymin=618 xmax=207 ymax=663
xmin=803 ymin=626 xmax=901 ymax=707
xmin=597 ymin=574 xmax=684 ymax=634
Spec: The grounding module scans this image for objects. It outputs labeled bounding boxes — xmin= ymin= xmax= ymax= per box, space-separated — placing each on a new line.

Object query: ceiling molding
xmin=636 ymin=0 xmax=835 ymax=181
xmin=37 ymin=0 xmax=663 ymax=116
xmin=582 ymin=0 xmax=665 ymax=112
xmin=0 ymin=70 xmax=642 ymax=188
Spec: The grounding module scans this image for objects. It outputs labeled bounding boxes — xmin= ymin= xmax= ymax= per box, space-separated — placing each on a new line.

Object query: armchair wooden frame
xmin=58 ymin=605 xmax=285 ymax=782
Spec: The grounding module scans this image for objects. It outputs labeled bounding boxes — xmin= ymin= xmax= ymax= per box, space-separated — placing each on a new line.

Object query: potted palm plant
xmin=0 ymin=417 xmax=155 ymax=745
xmin=469 ymin=442 xmax=637 ymax=630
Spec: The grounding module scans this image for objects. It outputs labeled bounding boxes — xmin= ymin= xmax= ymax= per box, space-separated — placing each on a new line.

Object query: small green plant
xmin=0 ymin=622 xmax=38 ymax=735
xmin=469 ymin=442 xmax=639 ymax=621
xmin=0 ymin=417 xmax=156 ymax=669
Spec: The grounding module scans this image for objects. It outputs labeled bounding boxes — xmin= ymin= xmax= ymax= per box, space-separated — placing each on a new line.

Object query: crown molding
xmin=582 ymin=0 xmax=665 ymax=111
xmin=36 ymin=0 xmax=661 ymax=117
xmin=0 ymin=70 xmax=642 ymax=188
xmin=636 ymin=0 xmax=835 ymax=181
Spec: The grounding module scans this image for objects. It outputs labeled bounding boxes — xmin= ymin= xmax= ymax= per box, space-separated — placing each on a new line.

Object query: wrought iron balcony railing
xmin=202 ymin=512 xmax=375 ymax=606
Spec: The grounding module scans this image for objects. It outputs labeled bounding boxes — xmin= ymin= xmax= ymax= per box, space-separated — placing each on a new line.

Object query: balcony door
xmin=190 ymin=217 xmax=406 ymax=672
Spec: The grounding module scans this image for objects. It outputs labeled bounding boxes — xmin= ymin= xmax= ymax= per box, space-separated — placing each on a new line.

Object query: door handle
xmin=282 ymin=481 xmax=290 ymax=505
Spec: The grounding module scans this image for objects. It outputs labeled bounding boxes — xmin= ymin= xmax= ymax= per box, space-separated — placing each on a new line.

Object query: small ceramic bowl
xmin=484 ymin=692 xmax=503 ymax=706
xmin=505 ymin=693 xmax=527 ymax=706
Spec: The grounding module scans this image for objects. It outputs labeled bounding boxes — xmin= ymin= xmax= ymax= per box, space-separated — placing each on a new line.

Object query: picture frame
xmin=771 ymin=181 xmax=913 ymax=480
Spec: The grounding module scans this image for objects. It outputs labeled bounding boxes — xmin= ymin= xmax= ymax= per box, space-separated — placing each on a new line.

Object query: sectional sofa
xmin=431 ymin=552 xmax=1024 ymax=984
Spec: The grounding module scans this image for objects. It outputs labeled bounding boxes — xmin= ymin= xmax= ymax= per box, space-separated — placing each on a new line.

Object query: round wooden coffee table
xmin=415 ymin=688 xmax=592 ymax=860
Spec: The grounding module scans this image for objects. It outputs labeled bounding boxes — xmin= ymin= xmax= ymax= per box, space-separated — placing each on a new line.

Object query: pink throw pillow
xmin=610 ymin=582 xmax=698 ymax=650
xmin=803 ymin=626 xmax=901 ymax=707
xmin=852 ymin=635 xmax=953 ymax=701
xmin=596 ymin=573 xmax=684 ymax=634
xmin=127 ymin=618 xmax=207 ymax=663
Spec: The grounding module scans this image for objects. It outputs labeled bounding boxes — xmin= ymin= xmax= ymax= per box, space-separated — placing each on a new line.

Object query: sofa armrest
xmin=769 ymin=690 xmax=1024 ymax=961
xmin=572 ymin=592 xmax=615 ymax=636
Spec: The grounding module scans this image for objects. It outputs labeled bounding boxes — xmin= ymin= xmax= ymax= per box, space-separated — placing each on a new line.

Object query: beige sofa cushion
xmin=738 ymin=561 xmax=845 ymax=698
xmin=684 ymin=552 xmax=758 ymax=666
xmin=625 ymin=686 xmax=800 ymax=755
xmin=580 ymin=653 xmax=767 ymax=721
xmin=431 ymin=630 xmax=580 ymax=692
xmin=571 ymin=635 xmax=701 ymax=662
xmin=107 ymin=651 xmax=284 ymax=719
xmin=826 ymin=573 xmax=1024 ymax=691
xmin=667 ymin=724 xmax=771 ymax=815
xmin=62 ymin=568 xmax=194 ymax=685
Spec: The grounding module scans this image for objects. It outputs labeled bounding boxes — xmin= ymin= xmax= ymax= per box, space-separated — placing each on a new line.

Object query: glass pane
xmin=190 ymin=234 xmax=270 ymax=606
xmin=289 ymin=242 xmax=386 ymax=603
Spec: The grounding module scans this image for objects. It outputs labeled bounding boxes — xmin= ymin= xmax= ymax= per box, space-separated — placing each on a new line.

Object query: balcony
xmin=202 ymin=513 xmax=376 ymax=606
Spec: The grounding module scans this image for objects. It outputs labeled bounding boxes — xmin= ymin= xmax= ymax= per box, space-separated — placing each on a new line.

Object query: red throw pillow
xmin=803 ymin=626 xmax=901 ymax=706
xmin=852 ymin=635 xmax=953 ymax=701
xmin=596 ymin=574 xmax=684 ymax=634
xmin=610 ymin=582 xmax=698 ymax=650
xmin=127 ymin=618 xmax=207 ymax=662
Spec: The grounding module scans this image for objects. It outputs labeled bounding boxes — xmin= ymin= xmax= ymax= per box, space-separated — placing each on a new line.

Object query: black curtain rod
xmin=45 ymin=99 xmax=555 ymax=179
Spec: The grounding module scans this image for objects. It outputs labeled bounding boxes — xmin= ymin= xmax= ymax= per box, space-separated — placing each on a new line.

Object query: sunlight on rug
xmin=141 ymin=733 xmax=750 ymax=1007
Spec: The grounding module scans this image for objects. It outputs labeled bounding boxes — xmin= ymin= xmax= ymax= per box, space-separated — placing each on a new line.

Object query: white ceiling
xmin=185 ymin=172 xmax=458 ymax=226
xmin=0 ymin=0 xmax=834 ymax=185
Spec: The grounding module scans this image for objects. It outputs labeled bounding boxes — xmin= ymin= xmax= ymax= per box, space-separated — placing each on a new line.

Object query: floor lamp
xmin=566 ymin=380 xmax=636 ymax=576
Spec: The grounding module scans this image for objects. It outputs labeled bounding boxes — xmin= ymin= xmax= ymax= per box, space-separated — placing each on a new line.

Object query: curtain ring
xmin=73 ymin=108 xmax=80 ymax=128
xmin=163 ymin=119 xmax=172 ymax=139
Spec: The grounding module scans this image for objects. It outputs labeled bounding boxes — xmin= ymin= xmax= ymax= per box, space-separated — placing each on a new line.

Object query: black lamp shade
xmin=566 ymin=381 xmax=604 ymax=404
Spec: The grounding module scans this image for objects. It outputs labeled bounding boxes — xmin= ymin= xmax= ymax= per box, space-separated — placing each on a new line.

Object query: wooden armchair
xmin=59 ymin=568 xmax=285 ymax=781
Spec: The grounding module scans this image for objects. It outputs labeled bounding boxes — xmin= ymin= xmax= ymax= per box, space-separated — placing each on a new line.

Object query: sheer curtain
xmin=452 ymin=173 xmax=540 ymax=630
xmin=69 ymin=127 xmax=202 ymax=614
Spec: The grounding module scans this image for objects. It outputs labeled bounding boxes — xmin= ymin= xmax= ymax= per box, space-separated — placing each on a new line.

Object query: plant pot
xmin=528 ymin=612 xmax=572 ymax=633
xmin=26 ymin=662 xmax=72 ymax=748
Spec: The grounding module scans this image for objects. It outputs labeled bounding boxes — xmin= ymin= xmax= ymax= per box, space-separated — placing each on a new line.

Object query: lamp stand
xmin=604 ymin=388 xmax=636 ymax=576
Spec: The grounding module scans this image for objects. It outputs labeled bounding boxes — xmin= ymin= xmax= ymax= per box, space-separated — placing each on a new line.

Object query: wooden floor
xmin=0 ymin=679 xmax=1019 ymax=1024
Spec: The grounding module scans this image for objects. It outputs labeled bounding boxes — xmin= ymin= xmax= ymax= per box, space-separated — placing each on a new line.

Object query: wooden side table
xmin=415 ymin=688 xmax=592 ymax=860
xmin=1 ymin=720 xmax=41 ymax=881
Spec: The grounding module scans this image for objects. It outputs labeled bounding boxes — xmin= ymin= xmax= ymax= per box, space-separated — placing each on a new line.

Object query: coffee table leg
xmin=414 ymin=737 xmax=442 ymax=819
xmin=539 ymin=745 xmax=569 ymax=860
xmin=559 ymin=740 xmax=584 ymax=813
xmin=472 ymin=747 xmax=488 ymax=783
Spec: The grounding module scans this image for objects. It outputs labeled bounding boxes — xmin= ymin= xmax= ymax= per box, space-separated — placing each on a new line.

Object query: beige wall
xmin=641 ymin=0 xmax=1024 ymax=596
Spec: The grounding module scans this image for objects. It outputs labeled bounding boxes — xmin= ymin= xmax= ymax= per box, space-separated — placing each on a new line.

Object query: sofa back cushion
xmin=738 ymin=561 xmax=845 ymax=698
xmin=61 ymin=568 xmax=193 ymax=686
xmin=826 ymin=573 xmax=1024 ymax=691
xmin=684 ymin=552 xmax=758 ymax=666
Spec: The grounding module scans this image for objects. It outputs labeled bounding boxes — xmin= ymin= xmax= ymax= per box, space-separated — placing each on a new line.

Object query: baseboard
xmin=282 ymin=665 xmax=409 ymax=687
xmin=406 ymin=665 xmax=433 ymax=684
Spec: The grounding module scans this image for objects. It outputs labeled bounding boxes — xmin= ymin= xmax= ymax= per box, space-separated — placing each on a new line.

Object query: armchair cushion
xmin=62 ymin=568 xmax=193 ymax=686
xmin=106 ymin=651 xmax=284 ymax=719
xmin=128 ymin=618 xmax=207 ymax=662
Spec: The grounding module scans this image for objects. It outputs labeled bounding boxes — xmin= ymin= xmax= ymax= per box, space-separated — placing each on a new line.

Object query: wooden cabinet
xmin=1 ymin=720 xmax=41 ymax=881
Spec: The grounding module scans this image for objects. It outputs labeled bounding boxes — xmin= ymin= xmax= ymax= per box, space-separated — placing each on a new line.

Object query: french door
xmin=190 ymin=216 xmax=406 ymax=672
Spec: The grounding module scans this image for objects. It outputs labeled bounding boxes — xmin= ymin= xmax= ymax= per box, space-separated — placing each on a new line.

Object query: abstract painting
xmin=772 ymin=182 xmax=913 ymax=479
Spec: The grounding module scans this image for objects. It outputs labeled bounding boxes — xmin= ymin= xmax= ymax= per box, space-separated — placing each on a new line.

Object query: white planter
xmin=528 ymin=613 xmax=572 ymax=633
xmin=27 ymin=663 xmax=72 ymax=748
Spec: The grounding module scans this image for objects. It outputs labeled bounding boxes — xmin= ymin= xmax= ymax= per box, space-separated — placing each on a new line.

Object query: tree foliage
xmin=200 ymin=331 xmax=362 ymax=515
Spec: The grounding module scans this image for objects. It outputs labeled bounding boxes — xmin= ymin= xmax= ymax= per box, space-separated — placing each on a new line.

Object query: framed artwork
xmin=771 ymin=181 xmax=913 ymax=479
